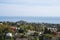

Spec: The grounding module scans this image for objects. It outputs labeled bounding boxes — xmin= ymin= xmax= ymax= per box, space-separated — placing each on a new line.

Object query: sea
xmin=0 ymin=16 xmax=60 ymax=24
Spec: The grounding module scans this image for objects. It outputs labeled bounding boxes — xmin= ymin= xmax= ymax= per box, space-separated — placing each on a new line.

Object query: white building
xmin=47 ymin=27 xmax=57 ymax=32
xmin=6 ymin=32 xmax=13 ymax=37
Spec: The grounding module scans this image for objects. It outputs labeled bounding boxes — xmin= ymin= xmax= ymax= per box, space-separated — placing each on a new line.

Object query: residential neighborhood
xmin=0 ymin=21 xmax=60 ymax=40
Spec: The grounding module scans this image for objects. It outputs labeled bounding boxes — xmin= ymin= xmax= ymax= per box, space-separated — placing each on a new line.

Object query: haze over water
xmin=0 ymin=16 xmax=60 ymax=24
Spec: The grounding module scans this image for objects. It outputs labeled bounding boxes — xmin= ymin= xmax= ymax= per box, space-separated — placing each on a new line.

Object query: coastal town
xmin=1 ymin=0 xmax=60 ymax=40
xmin=0 ymin=21 xmax=60 ymax=40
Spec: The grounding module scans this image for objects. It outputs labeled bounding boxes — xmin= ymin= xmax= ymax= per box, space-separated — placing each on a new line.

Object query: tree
xmin=44 ymin=27 xmax=48 ymax=34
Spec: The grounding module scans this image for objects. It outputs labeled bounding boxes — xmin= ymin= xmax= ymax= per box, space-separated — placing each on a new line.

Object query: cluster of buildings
xmin=0 ymin=22 xmax=60 ymax=40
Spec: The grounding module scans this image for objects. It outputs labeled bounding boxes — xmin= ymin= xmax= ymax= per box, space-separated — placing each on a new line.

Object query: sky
xmin=0 ymin=0 xmax=60 ymax=17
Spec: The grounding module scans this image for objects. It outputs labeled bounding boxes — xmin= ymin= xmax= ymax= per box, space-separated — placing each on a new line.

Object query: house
xmin=57 ymin=32 xmax=60 ymax=35
xmin=47 ymin=27 xmax=57 ymax=32
xmin=14 ymin=33 xmax=21 ymax=38
xmin=5 ymin=32 xmax=13 ymax=39
xmin=27 ymin=30 xmax=35 ymax=35
xmin=38 ymin=32 xmax=43 ymax=35
xmin=10 ymin=26 xmax=20 ymax=31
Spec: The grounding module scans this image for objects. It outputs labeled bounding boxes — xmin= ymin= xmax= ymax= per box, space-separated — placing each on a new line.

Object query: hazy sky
xmin=0 ymin=0 xmax=60 ymax=17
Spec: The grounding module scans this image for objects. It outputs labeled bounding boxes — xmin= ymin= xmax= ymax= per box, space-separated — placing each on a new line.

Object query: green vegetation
xmin=0 ymin=21 xmax=60 ymax=40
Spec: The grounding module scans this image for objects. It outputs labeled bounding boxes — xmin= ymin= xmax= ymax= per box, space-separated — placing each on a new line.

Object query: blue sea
xmin=0 ymin=16 xmax=60 ymax=24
